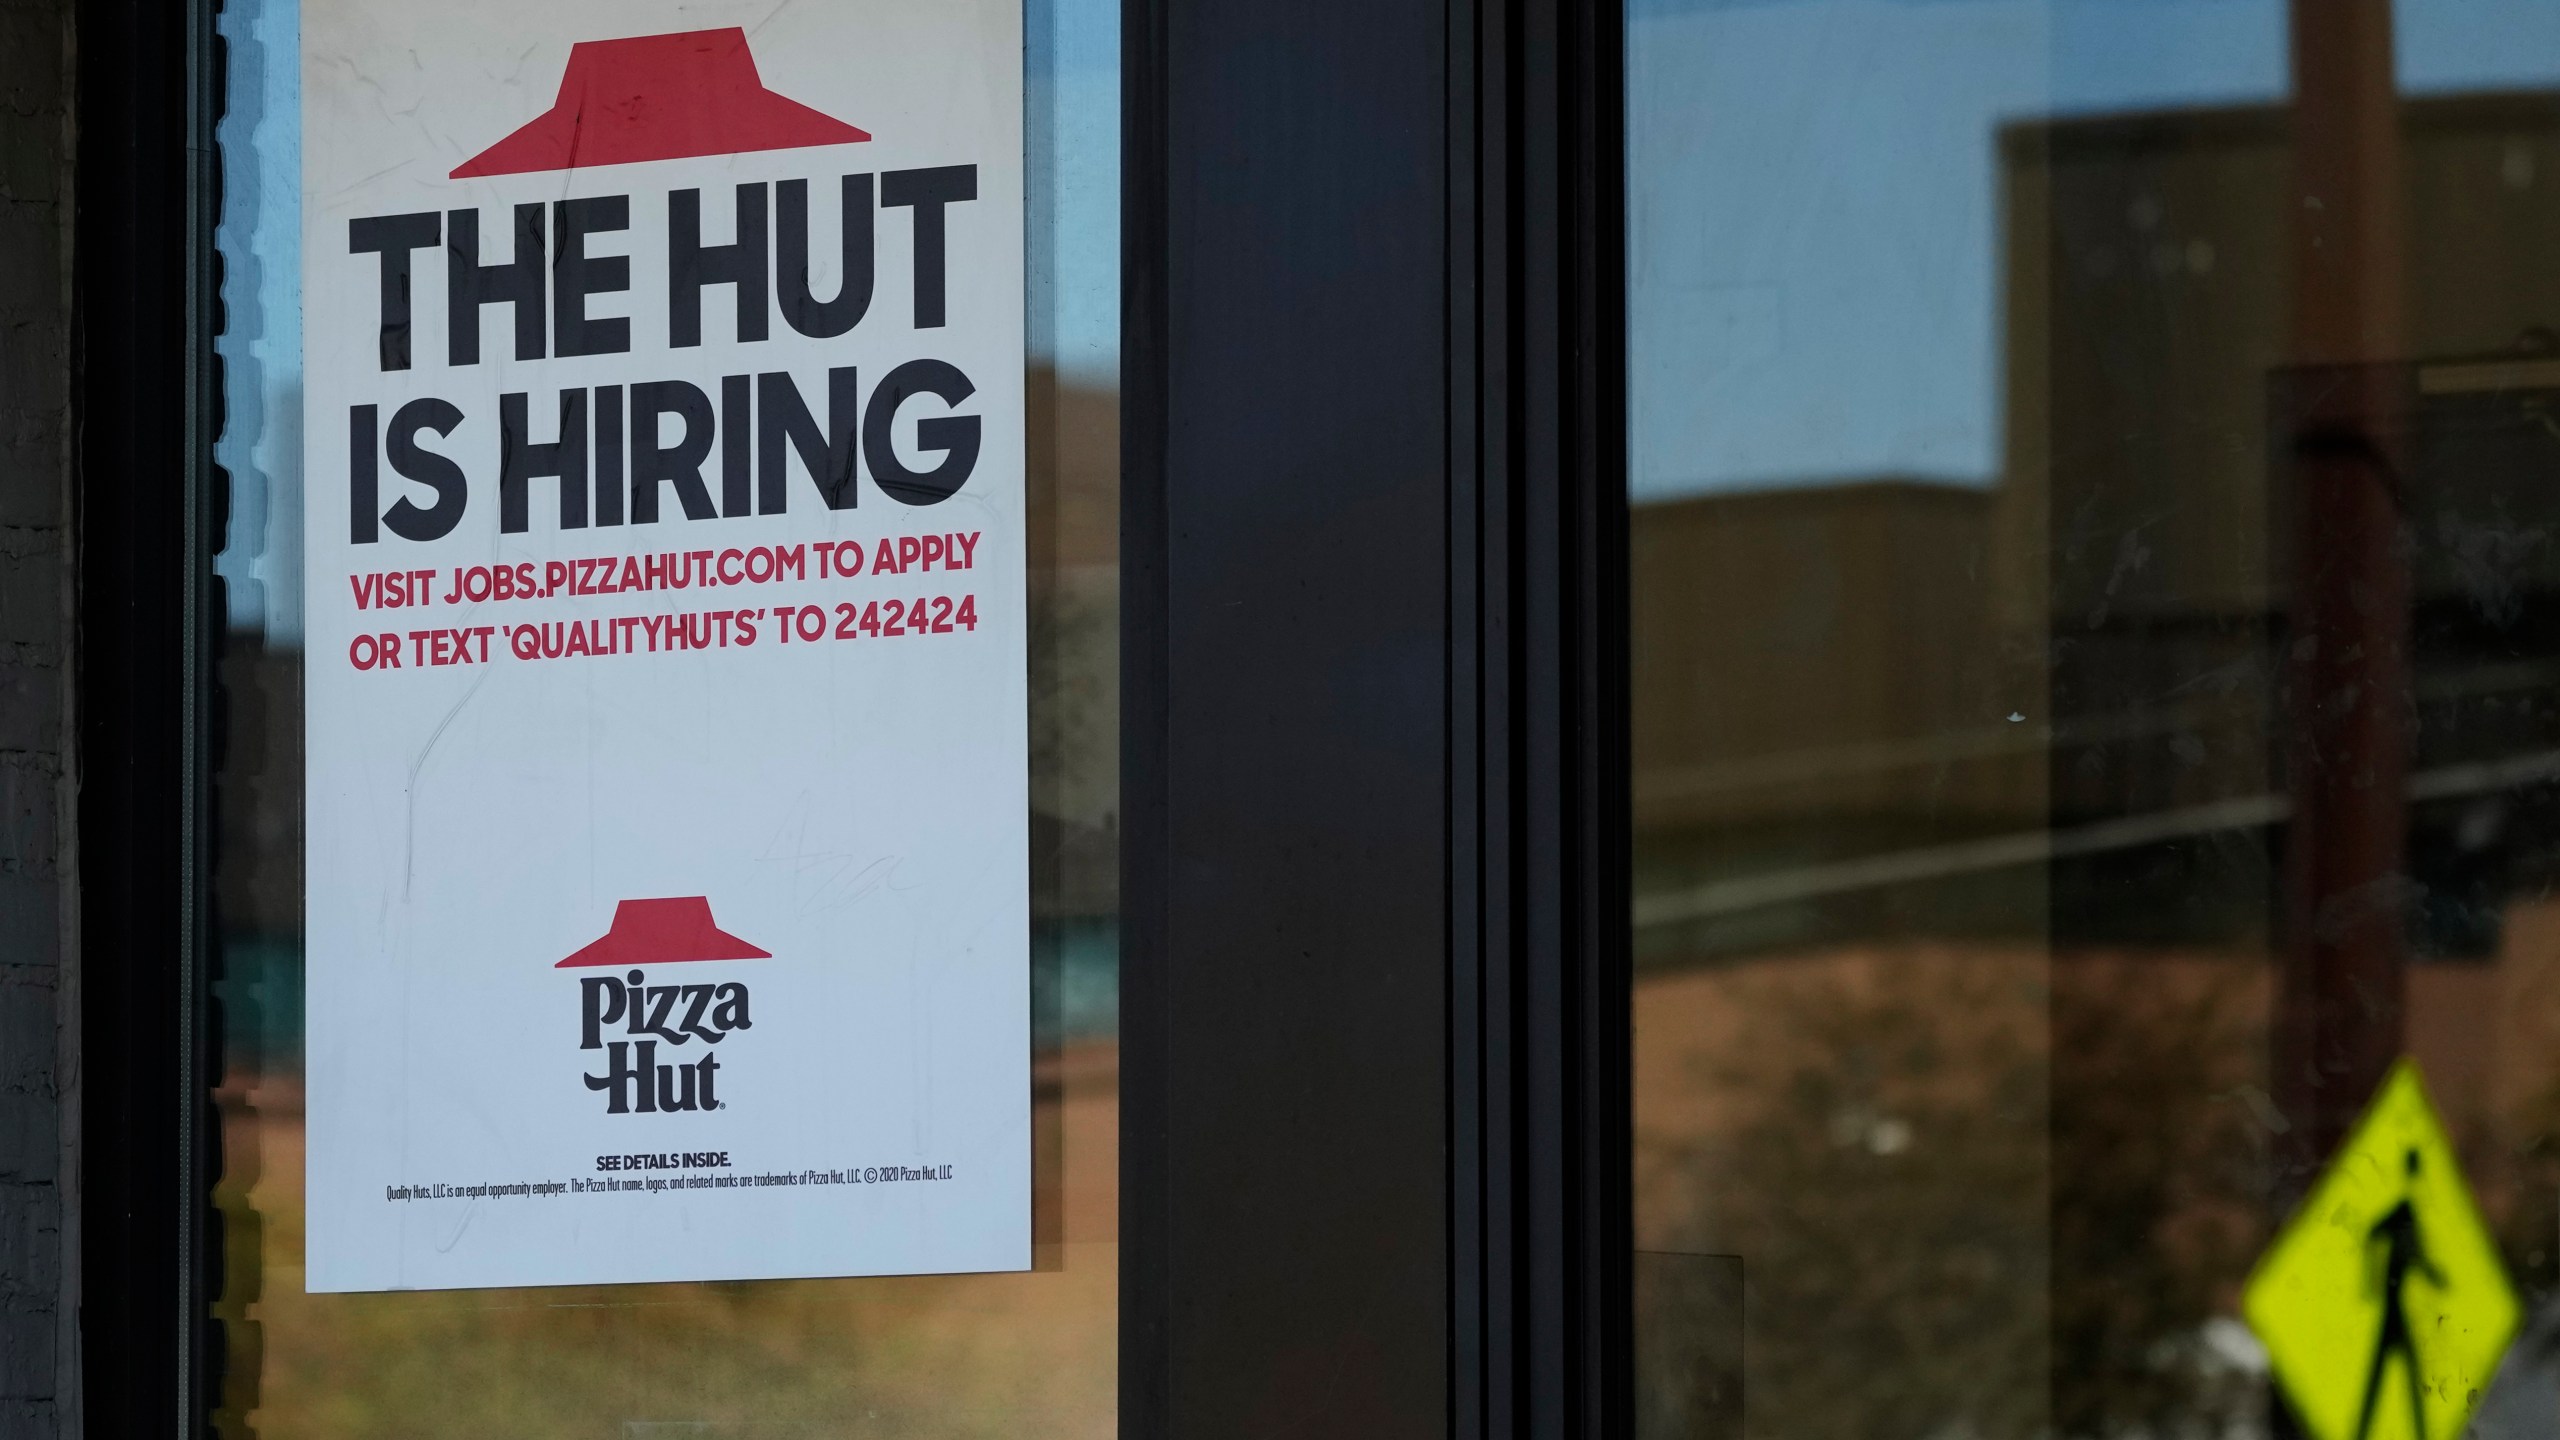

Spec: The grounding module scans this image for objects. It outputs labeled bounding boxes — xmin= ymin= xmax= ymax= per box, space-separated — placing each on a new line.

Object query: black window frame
xmin=1118 ymin=0 xmax=1627 ymax=1433
xmin=75 ymin=0 xmax=1629 ymax=1432
xmin=75 ymin=0 xmax=220 ymax=1431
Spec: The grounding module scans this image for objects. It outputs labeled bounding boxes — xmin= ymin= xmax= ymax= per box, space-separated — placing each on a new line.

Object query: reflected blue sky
xmin=213 ymin=0 xmax=302 ymax=637
xmin=1630 ymin=0 xmax=2560 ymax=501
xmin=212 ymin=0 xmax=1122 ymax=641
xmin=1031 ymin=0 xmax=1124 ymax=386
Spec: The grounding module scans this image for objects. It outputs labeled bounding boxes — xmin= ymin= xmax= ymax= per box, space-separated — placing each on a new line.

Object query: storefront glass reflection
xmin=208 ymin=0 xmax=1120 ymax=1432
xmin=1630 ymin=4 xmax=2560 ymax=1437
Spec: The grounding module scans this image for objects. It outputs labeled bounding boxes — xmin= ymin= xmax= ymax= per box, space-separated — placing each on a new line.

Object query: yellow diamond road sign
xmin=2243 ymin=1060 xmax=2521 ymax=1440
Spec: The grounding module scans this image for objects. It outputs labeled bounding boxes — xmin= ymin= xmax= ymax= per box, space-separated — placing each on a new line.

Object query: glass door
xmin=1630 ymin=4 xmax=2560 ymax=1437
xmin=206 ymin=0 xmax=1120 ymax=1431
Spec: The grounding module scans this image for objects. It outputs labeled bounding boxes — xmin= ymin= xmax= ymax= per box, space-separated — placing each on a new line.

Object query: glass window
xmin=1630 ymin=4 xmax=2560 ymax=1438
xmin=208 ymin=1 xmax=1119 ymax=1431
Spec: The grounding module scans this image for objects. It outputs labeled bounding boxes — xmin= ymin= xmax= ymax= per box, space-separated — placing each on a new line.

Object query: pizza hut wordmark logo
xmin=560 ymin=897 xmax=769 ymax=1114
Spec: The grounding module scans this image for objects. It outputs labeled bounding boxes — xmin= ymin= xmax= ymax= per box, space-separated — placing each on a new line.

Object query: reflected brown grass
xmin=1636 ymin=909 xmax=2560 ymax=1440
xmin=1639 ymin=946 xmax=2054 ymax=1440
xmin=212 ymin=1046 xmax=1118 ymax=1440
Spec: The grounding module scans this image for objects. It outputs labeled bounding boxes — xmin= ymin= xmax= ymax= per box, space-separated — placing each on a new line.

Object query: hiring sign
xmin=301 ymin=1 xmax=1029 ymax=1292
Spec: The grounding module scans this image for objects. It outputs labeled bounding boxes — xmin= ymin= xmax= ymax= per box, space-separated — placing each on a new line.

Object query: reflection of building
xmin=1634 ymin=90 xmax=2560 ymax=964
xmin=1631 ymin=88 xmax=2560 ymax=1440
xmin=1633 ymin=480 xmax=2029 ymax=836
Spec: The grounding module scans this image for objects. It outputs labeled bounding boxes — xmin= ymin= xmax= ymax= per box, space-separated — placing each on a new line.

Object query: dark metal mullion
xmin=182 ymin=0 xmax=223 ymax=1428
xmin=1452 ymin=0 xmax=1628 ymax=1432
xmin=1123 ymin=0 xmax=1622 ymax=1426
xmin=1463 ymin=0 xmax=1529 ymax=1429
xmin=1568 ymin=0 xmax=1632 ymax=1421
xmin=1447 ymin=0 xmax=1492 ymax=1424
xmin=1125 ymin=0 xmax=1453 ymax=1431
xmin=1515 ymin=0 xmax=1577 ymax=1428
xmin=74 ymin=0 xmax=206 ymax=1428
xmin=1117 ymin=0 xmax=1171 ymax=1425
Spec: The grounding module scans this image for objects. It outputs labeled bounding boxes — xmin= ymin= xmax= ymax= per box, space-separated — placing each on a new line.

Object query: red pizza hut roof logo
xmin=557 ymin=895 xmax=770 ymax=968
xmin=453 ymin=28 xmax=869 ymax=179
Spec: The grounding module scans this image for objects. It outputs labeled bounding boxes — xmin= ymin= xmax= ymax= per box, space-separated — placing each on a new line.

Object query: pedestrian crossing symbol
xmin=2243 ymin=1061 xmax=2520 ymax=1440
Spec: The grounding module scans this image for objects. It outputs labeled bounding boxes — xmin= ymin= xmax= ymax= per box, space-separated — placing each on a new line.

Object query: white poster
xmin=300 ymin=0 xmax=1029 ymax=1292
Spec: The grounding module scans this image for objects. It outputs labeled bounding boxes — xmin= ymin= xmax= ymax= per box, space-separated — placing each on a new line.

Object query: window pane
xmin=1630 ymin=5 xmax=2560 ymax=1438
xmin=210 ymin=0 xmax=1119 ymax=1431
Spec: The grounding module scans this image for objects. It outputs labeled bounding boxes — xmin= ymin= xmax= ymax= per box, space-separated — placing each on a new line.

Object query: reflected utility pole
xmin=2277 ymin=0 xmax=2410 ymax=1181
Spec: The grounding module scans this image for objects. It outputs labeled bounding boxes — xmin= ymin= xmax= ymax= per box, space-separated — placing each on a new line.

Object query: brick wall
xmin=0 ymin=0 xmax=78 ymax=1433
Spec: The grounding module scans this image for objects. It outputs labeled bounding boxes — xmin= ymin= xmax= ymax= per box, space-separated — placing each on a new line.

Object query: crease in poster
xmin=300 ymin=0 xmax=1030 ymax=1293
